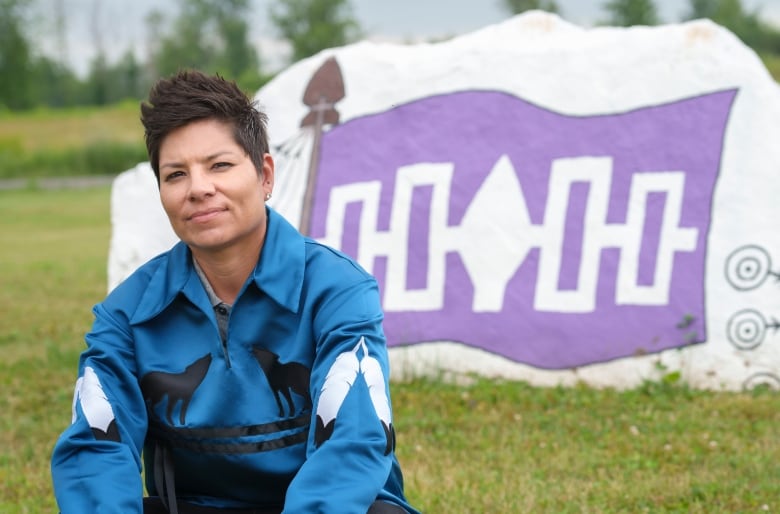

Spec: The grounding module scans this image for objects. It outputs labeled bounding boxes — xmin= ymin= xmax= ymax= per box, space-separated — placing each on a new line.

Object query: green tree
xmin=112 ymin=50 xmax=145 ymax=101
xmin=29 ymin=56 xmax=82 ymax=107
xmin=685 ymin=0 xmax=752 ymax=23
xmin=502 ymin=0 xmax=560 ymax=15
xmin=602 ymin=0 xmax=660 ymax=26
xmin=685 ymin=0 xmax=718 ymax=19
xmin=213 ymin=1 xmax=257 ymax=76
xmin=82 ymin=49 xmax=147 ymax=105
xmin=269 ymin=0 xmax=362 ymax=63
xmin=85 ymin=52 xmax=110 ymax=105
xmin=683 ymin=0 xmax=780 ymax=55
xmin=150 ymin=0 xmax=263 ymax=90
xmin=151 ymin=2 xmax=220 ymax=77
xmin=0 ymin=0 xmax=34 ymax=109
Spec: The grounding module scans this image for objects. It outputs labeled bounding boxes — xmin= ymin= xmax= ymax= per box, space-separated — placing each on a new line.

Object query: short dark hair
xmin=140 ymin=70 xmax=269 ymax=182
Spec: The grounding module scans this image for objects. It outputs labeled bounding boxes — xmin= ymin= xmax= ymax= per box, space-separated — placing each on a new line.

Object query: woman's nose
xmin=188 ymin=169 xmax=216 ymax=198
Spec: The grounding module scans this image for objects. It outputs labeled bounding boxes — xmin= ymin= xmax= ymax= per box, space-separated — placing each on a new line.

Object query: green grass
xmin=0 ymin=102 xmax=147 ymax=179
xmin=0 ymin=186 xmax=110 ymax=513
xmin=394 ymin=378 xmax=780 ymax=512
xmin=0 ymin=102 xmax=143 ymax=151
xmin=1 ymin=187 xmax=779 ymax=513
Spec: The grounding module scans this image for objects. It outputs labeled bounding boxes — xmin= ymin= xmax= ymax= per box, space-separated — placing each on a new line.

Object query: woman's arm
xmin=51 ymin=302 xmax=148 ymax=514
xmin=283 ymin=277 xmax=397 ymax=513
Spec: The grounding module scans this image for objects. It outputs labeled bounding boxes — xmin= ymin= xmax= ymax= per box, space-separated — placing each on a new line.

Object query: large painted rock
xmin=109 ymin=12 xmax=780 ymax=390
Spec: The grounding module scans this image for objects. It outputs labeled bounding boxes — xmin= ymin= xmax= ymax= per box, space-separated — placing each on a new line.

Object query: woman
xmin=51 ymin=70 xmax=419 ymax=514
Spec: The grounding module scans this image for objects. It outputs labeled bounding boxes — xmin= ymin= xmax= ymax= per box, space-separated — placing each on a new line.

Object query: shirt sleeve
xmin=282 ymin=276 xmax=397 ymax=513
xmin=51 ymin=302 xmax=148 ymax=514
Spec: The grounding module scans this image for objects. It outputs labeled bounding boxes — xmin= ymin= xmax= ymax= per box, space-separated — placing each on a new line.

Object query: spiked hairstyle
xmin=140 ymin=70 xmax=269 ymax=183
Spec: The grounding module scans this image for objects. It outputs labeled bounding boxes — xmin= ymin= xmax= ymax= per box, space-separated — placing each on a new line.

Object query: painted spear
xmin=298 ymin=57 xmax=345 ymax=236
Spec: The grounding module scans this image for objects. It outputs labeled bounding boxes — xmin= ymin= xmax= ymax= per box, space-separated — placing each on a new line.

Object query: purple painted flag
xmin=309 ymin=89 xmax=737 ymax=369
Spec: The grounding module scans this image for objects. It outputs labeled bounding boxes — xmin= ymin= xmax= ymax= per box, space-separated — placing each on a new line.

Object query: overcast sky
xmin=33 ymin=0 xmax=780 ymax=76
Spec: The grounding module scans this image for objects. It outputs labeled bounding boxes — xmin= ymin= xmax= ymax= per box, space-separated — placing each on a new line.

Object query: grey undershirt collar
xmin=192 ymin=256 xmax=231 ymax=343
xmin=192 ymin=256 xmax=227 ymax=307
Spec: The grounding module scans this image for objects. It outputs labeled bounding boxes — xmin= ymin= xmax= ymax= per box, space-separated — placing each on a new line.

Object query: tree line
xmin=1 ymin=0 xmax=779 ymax=111
xmin=0 ymin=0 xmax=361 ymax=110
xmin=509 ymin=0 xmax=780 ymax=53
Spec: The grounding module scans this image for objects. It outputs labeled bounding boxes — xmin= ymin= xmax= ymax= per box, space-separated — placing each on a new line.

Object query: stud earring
xmin=265 ymin=192 xmax=272 ymax=201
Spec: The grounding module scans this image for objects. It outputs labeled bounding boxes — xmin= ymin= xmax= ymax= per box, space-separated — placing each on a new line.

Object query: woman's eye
xmin=164 ymin=171 xmax=185 ymax=181
xmin=213 ymin=162 xmax=232 ymax=170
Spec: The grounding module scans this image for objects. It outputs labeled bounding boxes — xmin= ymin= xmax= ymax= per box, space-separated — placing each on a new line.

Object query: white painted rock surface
xmin=109 ymin=12 xmax=780 ymax=390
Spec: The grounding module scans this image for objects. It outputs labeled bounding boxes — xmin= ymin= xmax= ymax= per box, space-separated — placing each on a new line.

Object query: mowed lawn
xmin=1 ymin=186 xmax=780 ymax=513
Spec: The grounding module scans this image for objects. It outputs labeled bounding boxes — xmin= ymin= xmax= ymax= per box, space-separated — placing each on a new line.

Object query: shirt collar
xmin=192 ymin=256 xmax=223 ymax=307
xmin=130 ymin=207 xmax=305 ymax=324
xmin=251 ymin=207 xmax=305 ymax=313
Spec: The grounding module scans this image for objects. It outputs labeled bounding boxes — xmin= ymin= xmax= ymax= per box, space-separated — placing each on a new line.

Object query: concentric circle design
xmin=726 ymin=309 xmax=766 ymax=350
xmin=725 ymin=245 xmax=770 ymax=291
xmin=743 ymin=372 xmax=780 ymax=391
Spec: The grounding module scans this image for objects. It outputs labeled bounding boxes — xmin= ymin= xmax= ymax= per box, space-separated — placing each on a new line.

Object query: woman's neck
xmin=191 ymin=239 xmax=263 ymax=305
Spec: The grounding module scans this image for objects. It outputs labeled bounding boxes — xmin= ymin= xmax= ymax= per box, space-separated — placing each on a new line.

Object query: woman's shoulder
xmin=304 ymin=239 xmax=373 ymax=281
xmin=103 ymin=243 xmax=184 ymax=308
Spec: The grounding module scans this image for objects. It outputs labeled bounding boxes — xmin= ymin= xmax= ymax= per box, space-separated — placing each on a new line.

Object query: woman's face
xmin=158 ymin=118 xmax=274 ymax=256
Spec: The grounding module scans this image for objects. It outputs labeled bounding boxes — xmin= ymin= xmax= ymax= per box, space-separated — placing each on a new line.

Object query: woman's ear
xmin=261 ymin=153 xmax=275 ymax=200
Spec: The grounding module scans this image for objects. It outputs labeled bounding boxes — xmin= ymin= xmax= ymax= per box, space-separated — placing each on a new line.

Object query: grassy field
xmin=0 ymin=186 xmax=111 ymax=513
xmin=0 ymin=102 xmax=143 ymax=151
xmin=2 ymin=186 xmax=780 ymax=513
xmin=0 ymin=103 xmax=147 ymax=179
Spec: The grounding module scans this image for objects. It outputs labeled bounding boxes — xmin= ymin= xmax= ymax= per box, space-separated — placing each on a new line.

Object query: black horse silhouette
xmin=140 ymin=354 xmax=212 ymax=425
xmin=252 ymin=348 xmax=312 ymax=417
